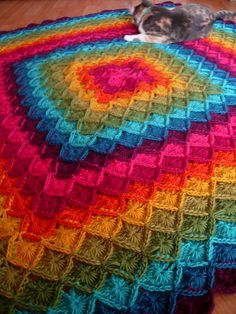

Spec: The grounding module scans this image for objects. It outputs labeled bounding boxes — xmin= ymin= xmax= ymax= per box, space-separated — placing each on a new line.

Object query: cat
xmin=124 ymin=0 xmax=236 ymax=43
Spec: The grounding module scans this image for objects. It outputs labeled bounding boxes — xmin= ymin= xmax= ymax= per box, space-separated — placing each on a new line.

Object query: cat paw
xmin=124 ymin=35 xmax=135 ymax=42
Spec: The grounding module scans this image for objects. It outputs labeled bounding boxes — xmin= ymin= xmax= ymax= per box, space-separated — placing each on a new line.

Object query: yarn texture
xmin=0 ymin=2 xmax=236 ymax=313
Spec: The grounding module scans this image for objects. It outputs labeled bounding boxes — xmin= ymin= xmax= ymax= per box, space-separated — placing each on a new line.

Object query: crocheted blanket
xmin=0 ymin=1 xmax=235 ymax=313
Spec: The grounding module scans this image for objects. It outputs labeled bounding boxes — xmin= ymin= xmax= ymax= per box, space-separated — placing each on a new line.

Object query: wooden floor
xmin=0 ymin=0 xmax=236 ymax=31
xmin=0 ymin=0 xmax=236 ymax=313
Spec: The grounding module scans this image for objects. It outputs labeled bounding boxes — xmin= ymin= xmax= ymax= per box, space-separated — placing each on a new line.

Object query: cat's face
xmin=131 ymin=4 xmax=146 ymax=25
xmin=128 ymin=1 xmax=144 ymax=14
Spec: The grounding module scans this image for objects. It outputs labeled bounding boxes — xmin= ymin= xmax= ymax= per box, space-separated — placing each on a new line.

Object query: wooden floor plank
xmin=1 ymin=0 xmax=235 ymax=31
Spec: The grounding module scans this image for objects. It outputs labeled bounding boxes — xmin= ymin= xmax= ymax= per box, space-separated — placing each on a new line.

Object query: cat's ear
xmin=142 ymin=0 xmax=153 ymax=7
xmin=127 ymin=0 xmax=136 ymax=14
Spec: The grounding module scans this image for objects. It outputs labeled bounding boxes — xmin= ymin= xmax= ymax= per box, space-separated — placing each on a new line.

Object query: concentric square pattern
xmin=0 ymin=2 xmax=236 ymax=313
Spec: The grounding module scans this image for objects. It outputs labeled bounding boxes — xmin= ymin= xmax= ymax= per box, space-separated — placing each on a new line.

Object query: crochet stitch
xmin=0 ymin=2 xmax=235 ymax=313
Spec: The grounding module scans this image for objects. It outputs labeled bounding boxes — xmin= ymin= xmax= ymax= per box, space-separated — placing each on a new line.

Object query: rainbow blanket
xmin=0 ymin=2 xmax=236 ymax=313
